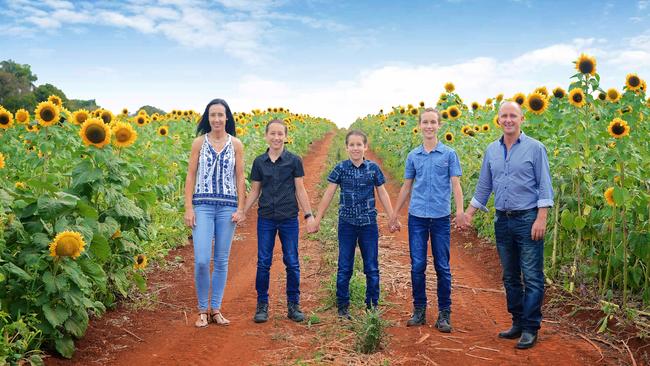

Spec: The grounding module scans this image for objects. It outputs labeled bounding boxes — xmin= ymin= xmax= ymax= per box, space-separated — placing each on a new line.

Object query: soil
xmin=45 ymin=133 xmax=642 ymax=366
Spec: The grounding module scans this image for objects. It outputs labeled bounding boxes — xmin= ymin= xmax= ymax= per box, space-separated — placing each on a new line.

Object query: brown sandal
xmin=211 ymin=310 xmax=230 ymax=326
xmin=195 ymin=312 xmax=209 ymax=328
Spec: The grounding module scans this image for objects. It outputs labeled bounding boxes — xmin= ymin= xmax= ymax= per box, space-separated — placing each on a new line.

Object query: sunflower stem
xmin=551 ymin=196 xmax=560 ymax=273
xmin=601 ymin=205 xmax=617 ymax=298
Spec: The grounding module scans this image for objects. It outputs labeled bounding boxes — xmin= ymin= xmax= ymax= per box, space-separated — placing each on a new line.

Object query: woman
xmin=184 ymin=98 xmax=245 ymax=328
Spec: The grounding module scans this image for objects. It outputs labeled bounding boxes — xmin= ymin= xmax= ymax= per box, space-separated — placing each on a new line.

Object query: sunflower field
xmin=0 ymin=101 xmax=334 ymax=362
xmin=351 ymin=55 xmax=650 ymax=310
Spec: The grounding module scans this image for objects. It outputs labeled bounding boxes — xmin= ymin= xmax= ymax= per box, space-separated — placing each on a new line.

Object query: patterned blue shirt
xmin=405 ymin=142 xmax=462 ymax=219
xmin=470 ymin=132 xmax=554 ymax=212
xmin=328 ymin=159 xmax=386 ymax=226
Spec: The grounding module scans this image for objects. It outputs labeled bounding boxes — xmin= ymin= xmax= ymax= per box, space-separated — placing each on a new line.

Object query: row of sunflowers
xmin=0 ymin=98 xmax=335 ymax=361
xmin=351 ymin=54 xmax=649 ymax=311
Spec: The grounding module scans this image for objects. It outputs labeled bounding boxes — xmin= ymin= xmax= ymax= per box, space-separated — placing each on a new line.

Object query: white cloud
xmin=639 ymin=1 xmax=648 ymax=10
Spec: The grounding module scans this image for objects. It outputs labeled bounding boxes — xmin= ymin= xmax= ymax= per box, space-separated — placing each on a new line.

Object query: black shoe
xmin=366 ymin=303 xmax=378 ymax=312
xmin=287 ymin=302 xmax=304 ymax=322
xmin=498 ymin=326 xmax=522 ymax=339
xmin=515 ymin=331 xmax=538 ymax=349
xmin=253 ymin=302 xmax=269 ymax=323
xmin=406 ymin=307 xmax=426 ymax=327
xmin=337 ymin=305 xmax=352 ymax=320
xmin=435 ymin=309 xmax=452 ymax=333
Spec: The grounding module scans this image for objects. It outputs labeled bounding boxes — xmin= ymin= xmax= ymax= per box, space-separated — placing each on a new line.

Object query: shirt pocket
xmin=435 ymin=161 xmax=449 ymax=176
xmin=414 ymin=160 xmax=426 ymax=178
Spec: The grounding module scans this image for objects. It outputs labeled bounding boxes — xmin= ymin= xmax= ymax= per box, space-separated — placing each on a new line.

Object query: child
xmin=312 ymin=130 xmax=395 ymax=319
xmin=242 ymin=119 xmax=316 ymax=323
xmin=389 ymin=107 xmax=465 ymax=333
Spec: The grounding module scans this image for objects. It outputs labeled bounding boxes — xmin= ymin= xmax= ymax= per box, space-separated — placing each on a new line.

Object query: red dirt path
xmin=46 ymin=133 xmax=624 ymax=365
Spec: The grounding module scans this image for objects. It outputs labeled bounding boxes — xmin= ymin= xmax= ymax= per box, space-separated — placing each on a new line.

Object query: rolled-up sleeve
xmin=404 ymin=153 xmax=416 ymax=179
xmin=470 ymin=151 xmax=493 ymax=212
xmin=535 ymin=145 xmax=554 ymax=208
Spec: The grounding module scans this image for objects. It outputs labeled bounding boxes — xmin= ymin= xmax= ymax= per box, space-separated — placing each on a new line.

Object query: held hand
xmin=463 ymin=212 xmax=474 ymax=228
xmin=232 ymin=210 xmax=246 ymax=224
xmin=455 ymin=212 xmax=466 ymax=230
xmin=306 ymin=217 xmax=319 ymax=233
xmin=531 ymin=217 xmax=547 ymax=241
xmin=184 ymin=208 xmax=196 ymax=228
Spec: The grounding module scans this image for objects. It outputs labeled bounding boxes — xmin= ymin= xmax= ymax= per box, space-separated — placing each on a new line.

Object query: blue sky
xmin=1 ymin=0 xmax=649 ymax=126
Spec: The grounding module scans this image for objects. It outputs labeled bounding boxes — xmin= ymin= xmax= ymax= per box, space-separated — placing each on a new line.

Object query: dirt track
xmin=47 ymin=133 xmax=614 ymax=365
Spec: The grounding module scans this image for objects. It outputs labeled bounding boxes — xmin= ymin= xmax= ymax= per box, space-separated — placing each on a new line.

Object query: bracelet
xmin=304 ymin=212 xmax=313 ymax=220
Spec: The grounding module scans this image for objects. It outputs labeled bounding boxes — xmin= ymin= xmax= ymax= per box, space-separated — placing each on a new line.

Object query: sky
xmin=1 ymin=0 xmax=649 ymax=126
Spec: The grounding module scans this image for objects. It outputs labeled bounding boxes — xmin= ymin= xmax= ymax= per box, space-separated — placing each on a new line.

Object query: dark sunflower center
xmin=86 ymin=125 xmax=106 ymax=143
xmin=529 ymin=98 xmax=544 ymax=111
xmin=515 ymin=97 xmax=524 ymax=105
xmin=41 ymin=108 xmax=55 ymax=122
xmin=76 ymin=115 xmax=88 ymax=124
xmin=442 ymin=112 xmax=448 ymax=118
xmin=572 ymin=93 xmax=583 ymax=103
xmin=629 ymin=76 xmax=640 ymax=87
xmin=467 ymin=130 xmax=476 ymax=136
xmin=446 ymin=134 xmax=452 ymax=141
xmin=116 ymin=129 xmax=131 ymax=142
xmin=612 ymin=123 xmax=625 ymax=135
xmin=137 ymin=118 xmax=145 ymax=125
xmin=553 ymin=90 xmax=565 ymax=98
xmin=0 ymin=115 xmax=9 ymax=125
xmin=137 ymin=255 xmax=145 ymax=264
xmin=472 ymin=104 xmax=478 ymax=110
xmin=160 ymin=129 xmax=167 ymax=135
xmin=450 ymin=109 xmax=459 ymax=117
xmin=578 ymin=60 xmax=594 ymax=74
xmin=101 ymin=113 xmax=111 ymax=124
xmin=483 ymin=126 xmax=489 ymax=131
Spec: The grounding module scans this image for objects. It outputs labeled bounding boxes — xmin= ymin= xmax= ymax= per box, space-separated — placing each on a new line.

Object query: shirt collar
xmin=347 ymin=158 xmax=367 ymax=168
xmin=499 ymin=131 xmax=526 ymax=145
xmin=263 ymin=148 xmax=288 ymax=162
xmin=416 ymin=141 xmax=443 ymax=154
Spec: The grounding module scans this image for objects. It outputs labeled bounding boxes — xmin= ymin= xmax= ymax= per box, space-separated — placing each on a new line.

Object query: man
xmin=465 ymin=101 xmax=554 ymax=349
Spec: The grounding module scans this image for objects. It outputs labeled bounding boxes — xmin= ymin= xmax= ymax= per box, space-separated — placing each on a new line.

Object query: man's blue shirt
xmin=470 ymin=132 xmax=554 ymax=212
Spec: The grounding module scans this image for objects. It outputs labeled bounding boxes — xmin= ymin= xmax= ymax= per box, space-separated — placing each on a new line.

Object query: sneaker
xmin=406 ymin=307 xmax=426 ymax=327
xmin=435 ymin=309 xmax=452 ymax=333
xmin=338 ymin=305 xmax=352 ymax=320
xmin=253 ymin=302 xmax=269 ymax=323
xmin=287 ymin=302 xmax=304 ymax=322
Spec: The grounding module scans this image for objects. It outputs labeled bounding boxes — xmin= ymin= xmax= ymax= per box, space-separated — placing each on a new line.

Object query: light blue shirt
xmin=405 ymin=142 xmax=462 ymax=219
xmin=470 ymin=132 xmax=554 ymax=212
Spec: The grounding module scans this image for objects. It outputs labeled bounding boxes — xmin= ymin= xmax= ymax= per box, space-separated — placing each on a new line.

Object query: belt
xmin=496 ymin=207 xmax=537 ymax=217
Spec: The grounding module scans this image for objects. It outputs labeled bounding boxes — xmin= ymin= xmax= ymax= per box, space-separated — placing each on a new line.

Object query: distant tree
xmin=136 ymin=105 xmax=166 ymax=115
xmin=33 ymin=83 xmax=68 ymax=105
xmin=67 ymin=99 xmax=100 ymax=111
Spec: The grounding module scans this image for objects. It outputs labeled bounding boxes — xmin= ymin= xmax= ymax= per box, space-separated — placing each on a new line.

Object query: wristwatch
xmin=304 ymin=212 xmax=313 ymax=220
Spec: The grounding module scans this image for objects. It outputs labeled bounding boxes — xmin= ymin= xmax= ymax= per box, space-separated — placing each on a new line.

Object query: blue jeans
xmin=494 ymin=209 xmax=545 ymax=333
xmin=256 ymin=216 xmax=300 ymax=304
xmin=337 ymin=219 xmax=380 ymax=308
xmin=192 ymin=204 xmax=237 ymax=311
xmin=408 ymin=214 xmax=452 ymax=311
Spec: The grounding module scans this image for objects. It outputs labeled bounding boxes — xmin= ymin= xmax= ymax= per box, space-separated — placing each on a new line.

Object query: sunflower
xmin=399 ymin=107 xmax=405 ymax=114
xmin=419 ymin=101 xmax=425 ymax=107
xmin=492 ymin=114 xmax=500 ymax=128
xmin=461 ymin=125 xmax=472 ymax=135
xmin=525 ymin=92 xmax=549 ymax=115
xmin=512 ymin=93 xmax=526 ymax=106
xmin=647 ymin=97 xmax=650 ymax=108
xmin=111 ymin=122 xmax=137 ymax=148
xmin=15 ymin=109 xmax=30 ymax=124
xmin=111 ymin=230 xmax=121 ymax=239
xmin=625 ymin=74 xmax=641 ymax=91
xmin=568 ymin=88 xmax=586 ymax=107
xmin=534 ymin=87 xmax=549 ymax=98
xmin=121 ymin=108 xmax=129 ymax=116
xmin=399 ymin=120 xmax=406 ymax=126
xmin=471 ymin=102 xmax=480 ymax=110
xmin=15 ymin=181 xmax=26 ymax=190
xmin=49 ymin=231 xmax=86 ymax=259
xmin=444 ymin=82 xmax=455 ymax=93
xmin=473 ymin=125 xmax=480 ymax=132
xmin=410 ymin=107 xmax=418 ymax=116
xmin=412 ymin=127 xmax=419 ymax=134
xmin=640 ymin=79 xmax=647 ymax=93
xmin=0 ymin=109 xmax=13 ymax=129
xmin=71 ymin=109 xmax=90 ymax=125
xmin=441 ymin=110 xmax=449 ymax=119
xmin=444 ymin=132 xmax=454 ymax=142
xmin=134 ymin=115 xmax=149 ymax=126
xmin=158 ymin=125 xmax=169 ymax=136
xmin=34 ymin=101 xmax=60 ymax=127
xmin=439 ymin=93 xmax=448 ymax=101
xmin=606 ymin=88 xmax=621 ymax=103
xmin=496 ymin=93 xmax=504 ymax=103
xmin=0 ymin=153 xmax=5 ymax=169
xmin=598 ymin=92 xmax=607 ymax=101
xmin=80 ymin=118 xmax=111 ymax=148
xmin=604 ymin=187 xmax=615 ymax=206
xmin=607 ymin=118 xmax=630 ymax=138
xmin=575 ymin=54 xmax=597 ymax=76
xmin=134 ymin=254 xmax=148 ymax=269
xmin=236 ymin=126 xmax=245 ymax=136
xmin=138 ymin=109 xmax=148 ymax=116
xmin=482 ymin=124 xmax=490 ymax=132
xmin=485 ymin=98 xmax=493 ymax=105
xmin=552 ymin=87 xmax=566 ymax=99
xmin=100 ymin=109 xmax=114 ymax=124
xmin=47 ymin=95 xmax=63 ymax=108
xmin=447 ymin=106 xmax=461 ymax=120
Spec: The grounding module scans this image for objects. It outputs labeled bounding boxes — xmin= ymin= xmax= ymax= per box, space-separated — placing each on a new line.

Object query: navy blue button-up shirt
xmin=405 ymin=142 xmax=462 ymax=219
xmin=328 ymin=159 xmax=386 ymax=226
xmin=470 ymin=132 xmax=554 ymax=212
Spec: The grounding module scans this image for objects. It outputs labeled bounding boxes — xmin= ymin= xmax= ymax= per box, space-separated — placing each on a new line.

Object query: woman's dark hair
xmin=196 ymin=99 xmax=236 ymax=136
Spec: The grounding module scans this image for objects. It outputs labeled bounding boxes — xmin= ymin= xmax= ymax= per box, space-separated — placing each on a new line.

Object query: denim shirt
xmin=470 ymin=132 xmax=554 ymax=212
xmin=328 ymin=159 xmax=386 ymax=226
xmin=405 ymin=142 xmax=462 ymax=219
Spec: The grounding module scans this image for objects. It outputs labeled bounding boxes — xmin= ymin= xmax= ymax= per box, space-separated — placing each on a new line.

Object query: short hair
xmin=498 ymin=101 xmax=523 ymax=116
xmin=419 ymin=107 xmax=441 ymax=123
xmin=345 ymin=129 xmax=368 ymax=145
xmin=265 ymin=119 xmax=288 ymax=134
